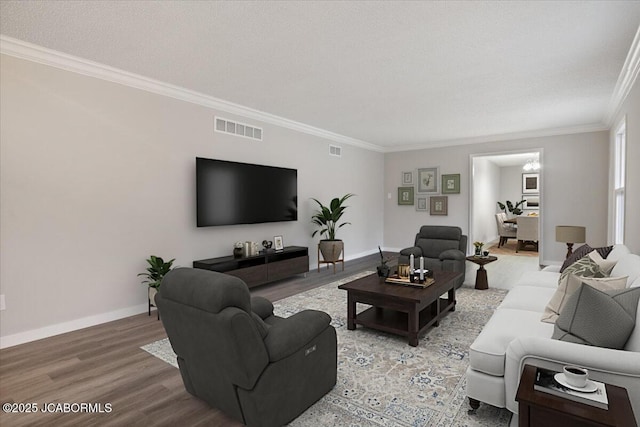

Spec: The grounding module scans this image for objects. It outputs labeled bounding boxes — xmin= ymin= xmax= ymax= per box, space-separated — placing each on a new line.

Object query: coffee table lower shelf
xmin=354 ymin=297 xmax=455 ymax=339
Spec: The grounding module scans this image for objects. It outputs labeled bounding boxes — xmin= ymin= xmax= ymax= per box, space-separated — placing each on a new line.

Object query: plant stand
xmin=148 ymin=287 xmax=159 ymax=320
xmin=318 ymin=243 xmax=344 ymax=273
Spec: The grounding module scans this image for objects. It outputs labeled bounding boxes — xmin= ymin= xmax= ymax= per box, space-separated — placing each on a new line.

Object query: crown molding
xmin=0 ymin=35 xmax=383 ymax=153
xmin=383 ymin=123 xmax=609 ymax=153
xmin=605 ymin=25 xmax=640 ymax=126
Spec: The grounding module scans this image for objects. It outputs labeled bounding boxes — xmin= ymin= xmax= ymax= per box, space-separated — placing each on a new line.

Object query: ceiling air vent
xmin=329 ymin=144 xmax=342 ymax=157
xmin=215 ymin=117 xmax=263 ymax=141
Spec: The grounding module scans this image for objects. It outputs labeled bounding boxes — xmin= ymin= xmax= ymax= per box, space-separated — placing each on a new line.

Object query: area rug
xmin=142 ymin=272 xmax=512 ymax=426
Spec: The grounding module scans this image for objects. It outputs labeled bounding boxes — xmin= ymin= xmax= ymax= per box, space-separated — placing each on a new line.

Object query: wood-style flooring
xmin=0 ymin=253 xmax=388 ymax=427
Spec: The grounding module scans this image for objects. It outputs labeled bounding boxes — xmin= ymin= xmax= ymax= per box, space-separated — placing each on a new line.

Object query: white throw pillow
xmin=541 ymin=274 xmax=628 ymax=323
xmin=589 ymin=250 xmax=617 ymax=275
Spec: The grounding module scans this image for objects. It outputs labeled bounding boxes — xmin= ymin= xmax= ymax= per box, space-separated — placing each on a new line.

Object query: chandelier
xmin=523 ymin=159 xmax=540 ymax=171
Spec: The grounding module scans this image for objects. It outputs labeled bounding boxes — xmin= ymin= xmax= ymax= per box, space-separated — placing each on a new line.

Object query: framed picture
xmin=522 ymin=173 xmax=539 ymax=194
xmin=398 ymin=187 xmax=414 ymax=205
xmin=441 ymin=173 xmax=460 ymax=194
xmin=523 ymin=195 xmax=540 ymax=210
xmin=416 ymin=196 xmax=428 ymax=212
xmin=430 ymin=196 xmax=448 ymax=215
xmin=417 ymin=167 xmax=439 ymax=194
xmin=274 ymin=235 xmax=284 ymax=251
xmin=401 ymin=171 xmax=414 ymax=185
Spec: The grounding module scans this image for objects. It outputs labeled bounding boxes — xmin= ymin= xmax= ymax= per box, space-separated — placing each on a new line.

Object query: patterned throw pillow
xmin=552 ymin=285 xmax=640 ymax=349
xmin=588 ymin=250 xmax=617 ymax=275
xmin=541 ymin=255 xmax=607 ymax=323
xmin=560 ymin=244 xmax=593 ymax=273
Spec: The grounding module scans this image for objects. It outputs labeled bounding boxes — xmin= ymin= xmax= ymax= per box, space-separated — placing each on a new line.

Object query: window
xmin=613 ymin=119 xmax=626 ymax=244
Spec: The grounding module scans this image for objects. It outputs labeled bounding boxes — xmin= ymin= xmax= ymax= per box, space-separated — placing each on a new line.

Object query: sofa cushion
xmin=469 ymin=308 xmax=554 ymax=376
xmin=608 ymin=244 xmax=632 ymax=263
xmin=553 ymin=285 xmax=640 ymax=349
xmin=541 ymin=274 xmax=628 ymax=323
xmin=498 ymin=286 xmax=556 ymax=313
xmin=610 ymin=254 xmax=640 ymax=287
xmin=515 ymin=271 xmax=560 ymax=288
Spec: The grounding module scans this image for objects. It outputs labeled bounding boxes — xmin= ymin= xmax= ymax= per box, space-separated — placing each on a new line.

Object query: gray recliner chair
xmin=398 ymin=225 xmax=467 ymax=288
xmin=155 ymin=268 xmax=337 ymax=427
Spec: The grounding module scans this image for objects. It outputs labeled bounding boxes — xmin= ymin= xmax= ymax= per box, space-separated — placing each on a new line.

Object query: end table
xmin=516 ymin=364 xmax=637 ymax=427
xmin=465 ymin=255 xmax=497 ymax=290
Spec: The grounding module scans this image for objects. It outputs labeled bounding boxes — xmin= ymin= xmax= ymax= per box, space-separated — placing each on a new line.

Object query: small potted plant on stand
xmin=311 ymin=193 xmax=355 ymax=271
xmin=473 ymin=241 xmax=484 ymax=257
xmin=138 ymin=255 xmax=175 ymax=319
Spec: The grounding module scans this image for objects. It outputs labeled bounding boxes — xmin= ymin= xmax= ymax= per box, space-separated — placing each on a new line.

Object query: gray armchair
xmin=155 ymin=268 xmax=337 ymax=427
xmin=399 ymin=225 xmax=467 ymax=288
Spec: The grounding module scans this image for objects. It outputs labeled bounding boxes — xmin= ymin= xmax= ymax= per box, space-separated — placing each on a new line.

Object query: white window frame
xmin=613 ymin=119 xmax=626 ymax=244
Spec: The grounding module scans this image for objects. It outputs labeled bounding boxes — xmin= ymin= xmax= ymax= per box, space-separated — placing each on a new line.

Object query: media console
xmin=193 ymin=246 xmax=309 ymax=288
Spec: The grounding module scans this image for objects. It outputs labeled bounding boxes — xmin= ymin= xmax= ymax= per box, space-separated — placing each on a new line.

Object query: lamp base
xmin=565 ymin=243 xmax=574 ymax=259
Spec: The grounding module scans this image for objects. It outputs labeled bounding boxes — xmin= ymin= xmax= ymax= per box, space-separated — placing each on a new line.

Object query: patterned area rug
xmin=142 ymin=272 xmax=512 ymax=426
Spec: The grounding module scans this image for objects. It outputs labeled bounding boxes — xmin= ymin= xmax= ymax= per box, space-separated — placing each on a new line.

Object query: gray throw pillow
xmin=552 ymin=285 xmax=640 ymax=349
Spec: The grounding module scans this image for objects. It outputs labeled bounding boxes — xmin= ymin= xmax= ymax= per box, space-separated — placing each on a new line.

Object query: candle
xmin=409 ymin=254 xmax=414 ymax=272
xmin=419 ymin=257 xmax=424 ymax=281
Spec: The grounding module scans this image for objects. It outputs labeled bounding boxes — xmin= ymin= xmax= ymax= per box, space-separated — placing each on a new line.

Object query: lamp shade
xmin=555 ymin=226 xmax=586 ymax=243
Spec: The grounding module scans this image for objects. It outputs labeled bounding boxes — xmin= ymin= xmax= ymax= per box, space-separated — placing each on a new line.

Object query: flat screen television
xmin=196 ymin=157 xmax=298 ymax=227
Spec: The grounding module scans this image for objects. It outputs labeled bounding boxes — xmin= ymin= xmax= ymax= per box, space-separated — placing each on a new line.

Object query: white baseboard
xmin=0 ymin=303 xmax=149 ymax=349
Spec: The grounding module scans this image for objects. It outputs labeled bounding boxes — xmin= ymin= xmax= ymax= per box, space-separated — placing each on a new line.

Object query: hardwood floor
xmin=0 ymin=253 xmax=387 ymax=427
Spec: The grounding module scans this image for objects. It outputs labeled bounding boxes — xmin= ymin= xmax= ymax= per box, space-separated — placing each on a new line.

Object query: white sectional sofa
xmin=466 ymin=244 xmax=640 ymax=424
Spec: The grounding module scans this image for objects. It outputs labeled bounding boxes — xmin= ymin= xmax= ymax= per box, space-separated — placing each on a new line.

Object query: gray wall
xmin=0 ymin=55 xmax=384 ymax=342
xmin=384 ymin=131 xmax=610 ymax=265
xmin=472 ymin=158 xmax=501 ymax=245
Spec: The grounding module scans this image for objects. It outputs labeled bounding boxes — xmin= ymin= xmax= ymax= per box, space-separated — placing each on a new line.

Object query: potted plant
xmin=138 ymin=255 xmax=175 ymax=317
xmin=497 ymin=200 xmax=525 ymax=217
xmin=311 ymin=193 xmax=354 ymax=263
xmin=473 ymin=241 xmax=484 ymax=256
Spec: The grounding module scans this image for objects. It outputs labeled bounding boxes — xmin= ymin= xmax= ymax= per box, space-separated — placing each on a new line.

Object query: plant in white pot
xmin=138 ymin=255 xmax=175 ymax=319
xmin=311 ymin=193 xmax=354 ymax=265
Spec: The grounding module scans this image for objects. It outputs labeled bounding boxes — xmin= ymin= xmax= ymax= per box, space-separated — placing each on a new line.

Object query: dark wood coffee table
xmin=338 ymin=270 xmax=461 ymax=346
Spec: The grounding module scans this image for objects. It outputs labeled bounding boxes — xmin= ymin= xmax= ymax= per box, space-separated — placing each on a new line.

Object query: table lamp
xmin=555 ymin=226 xmax=586 ymax=259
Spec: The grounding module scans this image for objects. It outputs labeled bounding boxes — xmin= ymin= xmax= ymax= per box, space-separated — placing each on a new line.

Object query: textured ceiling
xmin=1 ymin=1 xmax=639 ymax=150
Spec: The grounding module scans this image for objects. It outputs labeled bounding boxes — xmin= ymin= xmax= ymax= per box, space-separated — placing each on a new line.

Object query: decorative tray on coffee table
xmin=385 ymin=275 xmax=435 ymax=288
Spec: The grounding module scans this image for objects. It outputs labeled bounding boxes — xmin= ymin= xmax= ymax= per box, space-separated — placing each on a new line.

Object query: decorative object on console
xmin=274 ymin=235 xmax=284 ymax=251
xmin=262 ymin=239 xmax=273 ymax=250
xmin=556 ymin=225 xmax=586 ymax=259
xmin=397 ymin=186 xmax=414 ymax=205
xmin=311 ymin=193 xmax=354 ymax=269
xmin=430 ymin=196 xmax=448 ymax=215
xmin=441 ymin=173 xmax=461 ymax=194
xmin=417 ymin=167 xmax=439 ymax=194
xmin=138 ymin=255 xmax=175 ymax=320
xmin=233 ymin=242 xmax=244 ymax=258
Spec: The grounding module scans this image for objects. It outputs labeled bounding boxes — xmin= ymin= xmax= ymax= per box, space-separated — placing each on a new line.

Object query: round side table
xmin=465 ymin=255 xmax=498 ymax=290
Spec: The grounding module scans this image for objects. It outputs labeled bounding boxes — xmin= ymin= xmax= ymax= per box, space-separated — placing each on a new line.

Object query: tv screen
xmin=196 ymin=157 xmax=297 ymax=227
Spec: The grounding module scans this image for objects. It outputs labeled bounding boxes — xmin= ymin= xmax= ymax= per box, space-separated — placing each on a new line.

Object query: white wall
xmin=0 ymin=55 xmax=384 ymax=344
xmin=384 ymin=131 xmax=610 ymax=265
xmin=472 ymin=158 xmax=501 ymax=245
xmin=610 ymin=73 xmax=640 ymax=253
xmin=499 ymin=166 xmax=526 ymax=211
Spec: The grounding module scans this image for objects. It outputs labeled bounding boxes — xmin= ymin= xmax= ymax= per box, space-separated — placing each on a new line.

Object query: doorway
xmin=469 ymin=149 xmax=543 ymax=263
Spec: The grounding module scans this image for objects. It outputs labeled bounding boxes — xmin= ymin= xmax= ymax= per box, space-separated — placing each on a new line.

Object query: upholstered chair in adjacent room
xmin=398 ymin=225 xmax=467 ymax=288
xmin=495 ymin=213 xmax=517 ymax=247
xmin=155 ymin=268 xmax=337 ymax=427
xmin=516 ymin=216 xmax=539 ymax=252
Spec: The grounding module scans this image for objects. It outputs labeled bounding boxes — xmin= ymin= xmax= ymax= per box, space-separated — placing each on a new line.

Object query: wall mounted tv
xmin=196 ymin=157 xmax=298 ymax=227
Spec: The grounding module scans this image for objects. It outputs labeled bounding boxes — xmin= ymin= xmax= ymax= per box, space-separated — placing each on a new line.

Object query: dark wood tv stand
xmin=193 ymin=246 xmax=309 ymax=288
